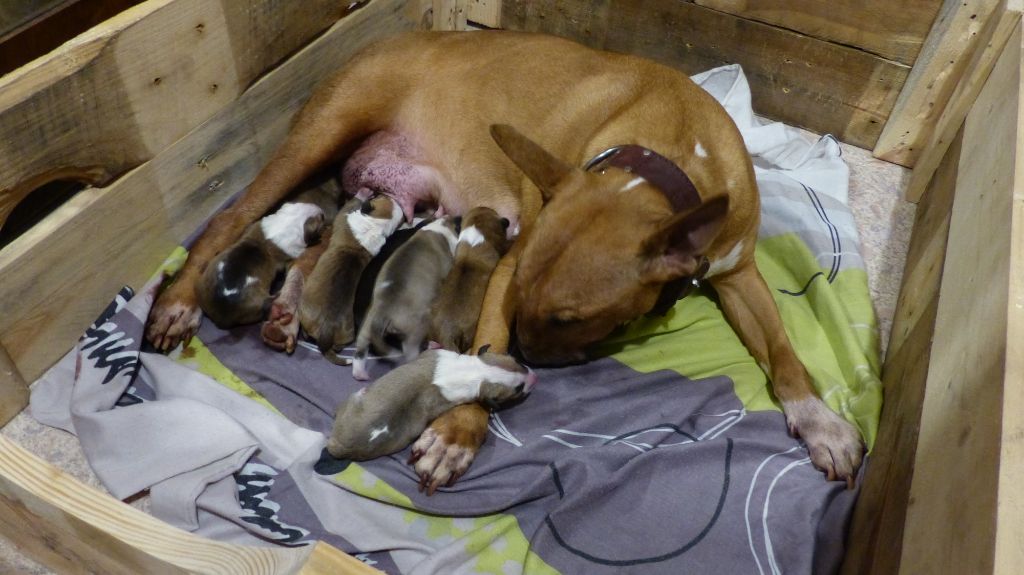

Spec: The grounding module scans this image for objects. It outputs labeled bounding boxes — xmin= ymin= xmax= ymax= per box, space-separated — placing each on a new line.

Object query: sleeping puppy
xmin=196 ymin=180 xmax=341 ymax=328
xmin=351 ymin=216 xmax=459 ymax=380
xmin=328 ymin=348 xmax=536 ymax=471
xmin=430 ymin=207 xmax=511 ymax=352
xmin=300 ymin=195 xmax=404 ymax=362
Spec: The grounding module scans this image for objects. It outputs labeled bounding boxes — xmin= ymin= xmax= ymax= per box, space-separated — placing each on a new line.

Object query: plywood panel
xmin=0 ymin=0 xmax=353 ymax=231
xmin=899 ymin=21 xmax=1021 ymax=574
xmin=501 ymin=0 xmax=910 ymax=149
xmin=695 ymin=0 xmax=942 ymax=65
xmin=0 ymin=0 xmax=425 ymax=381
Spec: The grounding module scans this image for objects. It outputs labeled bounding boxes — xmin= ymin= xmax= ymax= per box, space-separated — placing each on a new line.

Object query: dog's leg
xmin=261 ymin=227 xmax=332 ymax=353
xmin=145 ymin=75 xmax=387 ymax=351
xmin=709 ymin=261 xmax=863 ymax=485
xmin=409 ymin=244 xmax=521 ymax=494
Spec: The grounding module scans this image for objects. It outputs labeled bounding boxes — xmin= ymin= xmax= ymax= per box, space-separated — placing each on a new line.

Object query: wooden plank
xmin=904 ymin=8 xmax=1019 ymax=202
xmin=432 ymin=0 xmax=468 ymax=30
xmin=899 ymin=21 xmax=1021 ymax=574
xmin=467 ymin=0 xmax=501 ymax=27
xmin=995 ymin=21 xmax=1024 ymax=575
xmin=500 ymin=0 xmax=910 ymax=149
xmin=873 ymin=0 xmax=1004 ymax=167
xmin=0 ymin=0 xmax=354 ymax=232
xmin=0 ymin=344 xmax=29 ymax=428
xmin=0 ymin=434 xmax=380 ymax=574
xmin=841 ymin=128 xmax=962 ymax=575
xmin=694 ymin=0 xmax=943 ymax=65
xmin=0 ymin=0 xmax=426 ymax=382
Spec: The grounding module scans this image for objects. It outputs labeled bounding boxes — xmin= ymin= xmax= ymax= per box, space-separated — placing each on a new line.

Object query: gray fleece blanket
xmin=30 ymin=65 xmax=881 ymax=574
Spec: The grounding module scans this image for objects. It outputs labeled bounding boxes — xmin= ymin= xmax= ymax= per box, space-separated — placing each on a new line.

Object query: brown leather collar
xmin=584 ymin=145 xmax=709 ymax=316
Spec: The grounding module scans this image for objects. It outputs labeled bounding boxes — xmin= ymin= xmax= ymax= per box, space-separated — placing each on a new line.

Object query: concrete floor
xmin=0 ymin=142 xmax=914 ymax=574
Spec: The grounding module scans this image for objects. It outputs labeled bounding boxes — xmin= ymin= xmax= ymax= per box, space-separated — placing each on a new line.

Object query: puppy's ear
xmin=303 ymin=214 xmax=326 ymax=246
xmin=490 ymin=124 xmax=576 ymax=202
xmin=477 ymin=344 xmax=491 ymax=355
xmin=641 ymin=195 xmax=729 ymax=284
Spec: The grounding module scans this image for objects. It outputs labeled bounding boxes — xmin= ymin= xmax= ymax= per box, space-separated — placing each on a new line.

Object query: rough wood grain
xmin=899 ymin=21 xmax=1020 ymax=573
xmin=0 ymin=435 xmax=380 ymax=574
xmin=0 ymin=0 xmax=352 ymax=232
xmin=841 ymin=128 xmax=962 ymax=575
xmin=500 ymin=0 xmax=910 ymax=149
xmin=433 ymin=0 xmax=468 ymax=30
xmin=0 ymin=344 xmax=29 ymax=429
xmin=904 ymin=8 xmax=1019 ymax=202
xmin=467 ymin=0 xmax=501 ymax=27
xmin=873 ymin=0 xmax=1004 ymax=167
xmin=995 ymin=22 xmax=1024 ymax=575
xmin=0 ymin=0 xmax=425 ymax=382
xmin=695 ymin=0 xmax=943 ymax=65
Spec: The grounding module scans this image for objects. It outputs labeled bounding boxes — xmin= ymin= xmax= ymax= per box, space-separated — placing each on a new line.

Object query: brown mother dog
xmin=146 ymin=31 xmax=863 ymax=491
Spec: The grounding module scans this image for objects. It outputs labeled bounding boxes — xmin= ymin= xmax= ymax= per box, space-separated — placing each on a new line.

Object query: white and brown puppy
xmin=351 ymin=216 xmax=460 ymax=380
xmin=299 ymin=195 xmax=404 ymax=363
xmin=196 ymin=180 xmax=341 ymax=329
xmin=328 ymin=348 xmax=536 ymax=472
xmin=430 ymin=207 xmax=510 ymax=352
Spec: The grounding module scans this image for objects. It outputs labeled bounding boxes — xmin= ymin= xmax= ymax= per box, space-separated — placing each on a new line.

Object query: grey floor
xmin=0 ymin=143 xmax=914 ymax=574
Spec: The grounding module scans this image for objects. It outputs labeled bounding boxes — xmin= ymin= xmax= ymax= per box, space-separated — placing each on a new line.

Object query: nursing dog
xmin=146 ymin=31 xmax=863 ymax=493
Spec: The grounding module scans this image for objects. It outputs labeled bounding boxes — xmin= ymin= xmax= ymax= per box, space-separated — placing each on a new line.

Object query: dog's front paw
xmin=407 ymin=404 xmax=489 ymax=495
xmin=146 ymin=282 xmax=202 ymax=352
xmin=783 ymin=397 xmax=864 ymax=488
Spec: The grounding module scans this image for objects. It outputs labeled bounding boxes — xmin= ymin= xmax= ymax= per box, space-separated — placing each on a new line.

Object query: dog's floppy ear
xmin=641 ymin=195 xmax=729 ymax=284
xmin=490 ymin=124 xmax=575 ymax=201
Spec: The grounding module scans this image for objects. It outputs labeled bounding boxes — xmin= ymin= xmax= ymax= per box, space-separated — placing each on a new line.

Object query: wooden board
xmin=0 ymin=344 xmax=29 ymax=428
xmin=995 ymin=21 xmax=1024 ymax=575
xmin=841 ymin=128 xmax=962 ymax=575
xmin=694 ymin=0 xmax=943 ymax=65
xmin=467 ymin=0 xmax=501 ymax=27
xmin=0 ymin=0 xmax=354 ymax=231
xmin=0 ymin=434 xmax=380 ymax=574
xmin=500 ymin=0 xmax=910 ymax=149
xmin=904 ymin=8 xmax=1019 ymax=202
xmin=873 ymin=0 xmax=1004 ymax=167
xmin=899 ymin=21 xmax=1021 ymax=573
xmin=0 ymin=0 xmax=425 ymax=382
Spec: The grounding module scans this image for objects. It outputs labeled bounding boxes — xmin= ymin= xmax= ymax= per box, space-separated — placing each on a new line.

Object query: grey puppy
xmin=328 ymin=348 xmax=537 ymax=464
xmin=351 ymin=216 xmax=459 ymax=380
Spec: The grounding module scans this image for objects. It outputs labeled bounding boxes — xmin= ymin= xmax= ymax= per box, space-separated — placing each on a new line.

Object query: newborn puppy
xmin=430 ymin=207 xmax=510 ymax=352
xmin=300 ymin=196 xmax=404 ymax=362
xmin=196 ymin=179 xmax=341 ymax=328
xmin=328 ymin=348 xmax=536 ymax=466
xmin=351 ymin=216 xmax=459 ymax=380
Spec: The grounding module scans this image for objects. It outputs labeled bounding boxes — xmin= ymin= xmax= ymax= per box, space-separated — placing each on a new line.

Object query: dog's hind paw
xmin=262 ymin=300 xmax=300 ymax=354
xmin=408 ymin=428 xmax=477 ymax=496
xmin=146 ymin=283 xmax=202 ymax=352
xmin=783 ymin=396 xmax=864 ymax=489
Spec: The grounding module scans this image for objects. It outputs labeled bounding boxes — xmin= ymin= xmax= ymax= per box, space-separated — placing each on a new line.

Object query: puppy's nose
xmin=525 ymin=370 xmax=539 ymax=393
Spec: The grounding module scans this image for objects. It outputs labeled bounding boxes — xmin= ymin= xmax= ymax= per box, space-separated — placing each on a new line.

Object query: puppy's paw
xmin=146 ymin=283 xmax=202 ymax=352
xmin=783 ymin=397 xmax=864 ymax=488
xmin=261 ymin=304 xmax=299 ymax=353
xmin=407 ymin=405 xmax=489 ymax=495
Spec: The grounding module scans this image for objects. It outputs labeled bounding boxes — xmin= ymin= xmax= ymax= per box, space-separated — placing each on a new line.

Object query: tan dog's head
xmin=491 ymin=125 xmax=728 ymax=365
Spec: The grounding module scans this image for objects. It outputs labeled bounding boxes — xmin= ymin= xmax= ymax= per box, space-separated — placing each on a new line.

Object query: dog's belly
xmin=342 ymin=130 xmax=448 ymax=220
